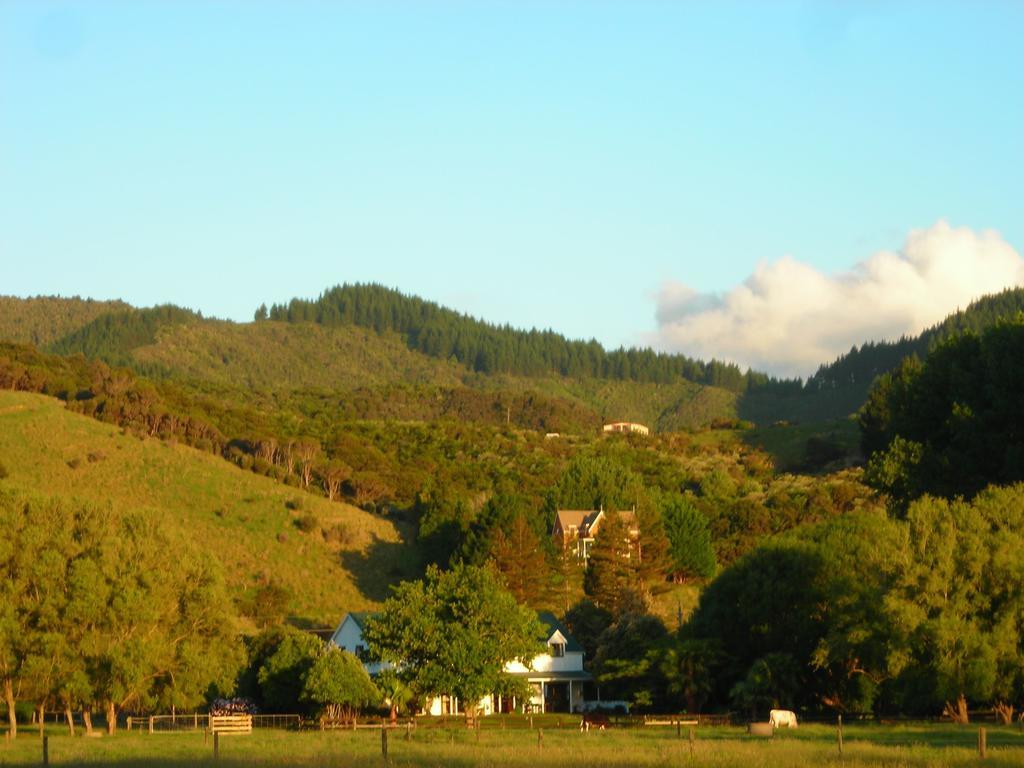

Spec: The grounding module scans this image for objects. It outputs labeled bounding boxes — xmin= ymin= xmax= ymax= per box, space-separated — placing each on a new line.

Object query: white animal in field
xmin=769 ymin=709 xmax=798 ymax=728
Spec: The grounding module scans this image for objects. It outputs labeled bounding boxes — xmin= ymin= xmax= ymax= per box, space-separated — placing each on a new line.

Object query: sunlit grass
xmin=3 ymin=723 xmax=1022 ymax=767
xmin=0 ymin=390 xmax=416 ymax=627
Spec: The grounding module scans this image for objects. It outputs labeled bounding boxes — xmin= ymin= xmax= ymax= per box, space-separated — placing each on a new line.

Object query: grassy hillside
xmin=134 ymin=319 xmax=467 ymax=391
xmin=0 ymin=389 xmax=417 ymax=628
xmin=0 ymin=295 xmax=130 ymax=347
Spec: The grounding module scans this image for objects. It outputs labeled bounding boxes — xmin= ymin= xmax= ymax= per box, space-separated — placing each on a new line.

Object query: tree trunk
xmin=3 ymin=677 xmax=16 ymax=740
xmin=105 ymin=700 xmax=117 ymax=735
xmin=83 ymin=710 xmax=93 ymax=736
xmin=943 ymin=694 xmax=969 ymax=724
xmin=994 ymin=701 xmax=1015 ymax=725
xmin=390 ymin=705 xmax=398 ymax=725
xmin=65 ymin=703 xmax=75 ymax=737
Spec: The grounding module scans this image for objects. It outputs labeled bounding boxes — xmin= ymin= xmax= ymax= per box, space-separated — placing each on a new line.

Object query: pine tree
xmin=583 ymin=512 xmax=633 ymax=615
xmin=489 ymin=514 xmax=551 ymax=607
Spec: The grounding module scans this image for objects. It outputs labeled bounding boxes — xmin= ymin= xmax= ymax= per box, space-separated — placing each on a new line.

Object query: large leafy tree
xmin=257 ymin=629 xmax=323 ymax=714
xmin=881 ymin=488 xmax=1024 ymax=721
xmin=362 ymin=563 xmax=546 ymax=714
xmin=301 ymin=646 xmax=378 ymax=724
xmin=0 ymin=491 xmax=242 ymax=735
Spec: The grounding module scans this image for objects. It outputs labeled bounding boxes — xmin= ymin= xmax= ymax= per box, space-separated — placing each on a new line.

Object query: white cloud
xmin=652 ymin=221 xmax=1024 ymax=379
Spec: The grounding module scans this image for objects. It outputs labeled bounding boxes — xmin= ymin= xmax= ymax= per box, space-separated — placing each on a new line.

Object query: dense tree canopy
xmin=0 ymin=491 xmax=241 ymax=736
xmin=683 ymin=486 xmax=1024 ymax=719
xmin=861 ymin=318 xmax=1024 ymax=510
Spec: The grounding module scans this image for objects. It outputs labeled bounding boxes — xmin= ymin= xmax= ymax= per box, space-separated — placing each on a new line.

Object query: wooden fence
xmin=124 ymin=714 xmax=300 ymax=732
xmin=211 ymin=715 xmax=252 ymax=734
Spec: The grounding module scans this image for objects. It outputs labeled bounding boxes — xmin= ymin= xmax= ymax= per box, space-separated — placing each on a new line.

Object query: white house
xmin=330 ymin=610 xmax=592 ymax=715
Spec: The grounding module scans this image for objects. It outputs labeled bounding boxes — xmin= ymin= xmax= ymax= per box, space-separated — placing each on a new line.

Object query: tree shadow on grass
xmin=340 ymin=533 xmax=423 ymax=602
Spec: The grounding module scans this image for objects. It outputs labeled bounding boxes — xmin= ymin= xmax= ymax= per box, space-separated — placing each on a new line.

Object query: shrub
xmin=294 ymin=513 xmax=319 ymax=533
xmin=285 ymin=497 xmax=305 ymax=511
xmin=0 ymin=462 xmax=8 ymax=480
xmin=323 ymin=522 xmax=354 ymax=547
xmin=66 ymin=457 xmax=82 ymax=470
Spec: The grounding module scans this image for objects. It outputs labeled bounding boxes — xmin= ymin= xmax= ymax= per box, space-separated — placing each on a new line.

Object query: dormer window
xmin=549 ymin=642 xmax=565 ymax=658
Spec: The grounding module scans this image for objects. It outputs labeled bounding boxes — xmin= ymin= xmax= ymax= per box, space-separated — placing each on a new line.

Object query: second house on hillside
xmin=552 ymin=506 xmax=639 ymax=562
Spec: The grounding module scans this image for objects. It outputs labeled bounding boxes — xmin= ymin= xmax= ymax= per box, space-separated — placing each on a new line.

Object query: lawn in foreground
xmin=3 ymin=724 xmax=1024 ymax=768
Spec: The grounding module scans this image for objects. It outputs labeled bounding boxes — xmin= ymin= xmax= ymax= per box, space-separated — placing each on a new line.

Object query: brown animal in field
xmin=580 ymin=713 xmax=609 ymax=731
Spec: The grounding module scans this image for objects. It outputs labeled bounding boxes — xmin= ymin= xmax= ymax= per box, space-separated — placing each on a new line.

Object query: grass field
xmin=3 ymin=722 xmax=1023 ymax=767
xmin=0 ymin=390 xmax=418 ymax=628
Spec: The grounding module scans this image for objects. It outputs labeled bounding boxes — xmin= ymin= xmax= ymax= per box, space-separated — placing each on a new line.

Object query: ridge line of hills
xmin=5 ymin=284 xmax=1024 ymax=427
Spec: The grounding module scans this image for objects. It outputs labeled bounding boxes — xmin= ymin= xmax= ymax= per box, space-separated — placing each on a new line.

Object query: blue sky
xmin=2 ymin=1 xmax=1022 ymax=373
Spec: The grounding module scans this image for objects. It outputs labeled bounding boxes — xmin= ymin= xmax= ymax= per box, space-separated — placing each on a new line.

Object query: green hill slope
xmin=0 ymin=295 xmax=742 ymax=430
xmin=0 ymin=389 xmax=416 ymax=628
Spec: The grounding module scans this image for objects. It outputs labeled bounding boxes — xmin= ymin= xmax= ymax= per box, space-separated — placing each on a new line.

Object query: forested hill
xmin=0 ymin=295 xmax=130 ymax=347
xmin=264 ymin=283 xmax=775 ymax=393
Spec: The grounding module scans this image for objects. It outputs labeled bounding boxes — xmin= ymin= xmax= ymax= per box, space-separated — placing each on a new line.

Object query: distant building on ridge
xmin=602 ymin=421 xmax=650 ymax=436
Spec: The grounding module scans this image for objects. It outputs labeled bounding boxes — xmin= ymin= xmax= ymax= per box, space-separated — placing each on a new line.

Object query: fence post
xmin=537 ymin=728 xmax=543 ymax=749
xmin=529 ymin=715 xmax=533 ymax=730
xmin=213 ymin=731 xmax=220 ymax=761
xmin=689 ymin=726 xmax=695 ymax=757
xmin=148 ymin=716 xmax=154 ymax=735
xmin=676 ymin=719 xmax=681 ymax=738
xmin=381 ymin=726 xmax=388 ymax=759
xmin=978 ymin=727 xmax=987 ymax=759
xmin=194 ymin=713 xmax=198 ymax=730
xmin=42 ymin=735 xmax=49 ymax=767
xmin=127 ymin=716 xmax=132 ymax=731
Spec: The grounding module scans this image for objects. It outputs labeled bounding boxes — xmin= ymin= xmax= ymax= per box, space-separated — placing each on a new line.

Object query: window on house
xmin=549 ymin=642 xmax=565 ymax=657
xmin=355 ymin=644 xmax=366 ymax=658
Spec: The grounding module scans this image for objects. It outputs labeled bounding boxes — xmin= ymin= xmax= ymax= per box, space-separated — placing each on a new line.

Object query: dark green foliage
xmin=683 ymin=489 xmax=1024 ymax=716
xmin=266 ymin=283 xmax=759 ymax=392
xmin=661 ymin=495 xmax=716 ymax=581
xmin=860 ymin=318 xmax=1024 ymax=510
xmin=562 ymin=600 xmax=613 ymax=661
xmin=256 ymin=629 xmax=323 ymax=714
xmin=49 ymin=304 xmax=199 ymax=369
xmin=592 ymin=613 xmax=670 ymax=710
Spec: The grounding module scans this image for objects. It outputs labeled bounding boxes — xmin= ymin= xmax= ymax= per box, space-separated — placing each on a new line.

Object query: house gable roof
xmin=555 ymin=509 xmax=604 ymax=537
xmin=537 ymin=611 xmax=585 ymax=654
